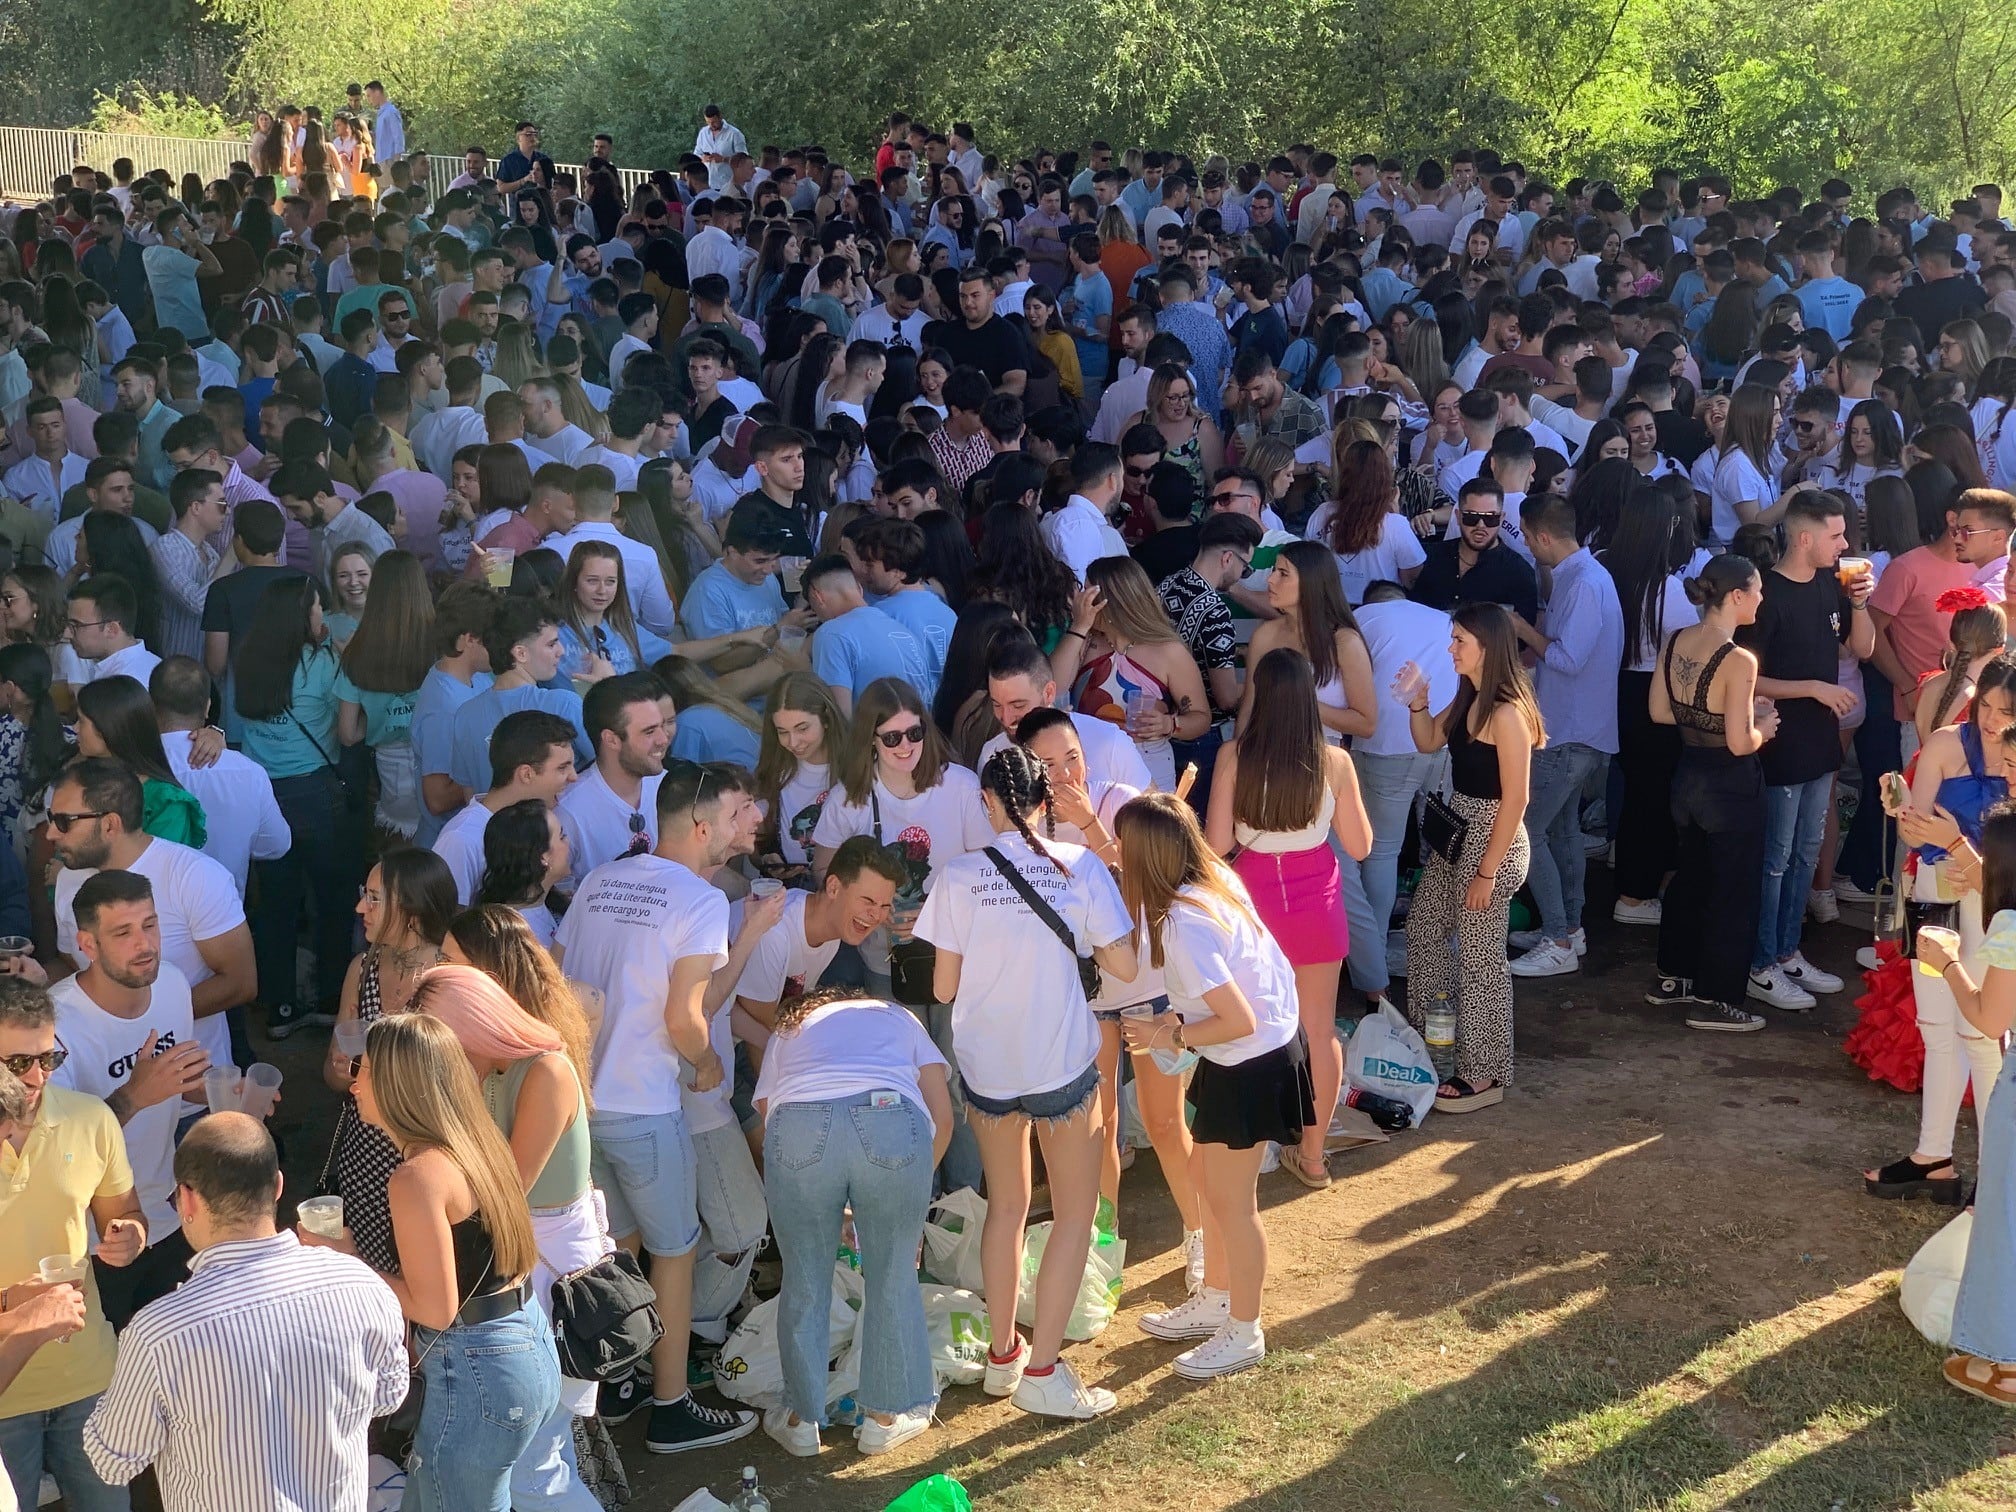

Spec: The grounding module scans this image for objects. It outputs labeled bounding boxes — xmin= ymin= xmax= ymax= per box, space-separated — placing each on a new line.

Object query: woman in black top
xmin=1398 ymin=603 xmax=1544 ymax=1111
xmin=1649 ymin=555 xmax=1779 ymax=1029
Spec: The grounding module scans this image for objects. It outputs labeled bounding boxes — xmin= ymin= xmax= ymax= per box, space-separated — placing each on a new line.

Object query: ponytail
xmin=981 ymin=745 xmax=1070 ymax=876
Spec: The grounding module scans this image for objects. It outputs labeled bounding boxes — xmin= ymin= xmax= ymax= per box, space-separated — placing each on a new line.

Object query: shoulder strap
xmin=1695 ymin=641 xmax=1738 ymax=711
xmin=983 ymin=845 xmax=1079 ymax=960
xmin=870 ymin=784 xmax=882 ymax=844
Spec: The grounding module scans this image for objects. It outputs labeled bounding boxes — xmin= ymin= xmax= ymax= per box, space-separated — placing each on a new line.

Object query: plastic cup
xmin=749 ymin=878 xmax=784 ymax=900
xmin=38 ymin=1254 xmax=87 ymax=1285
xmin=483 ymin=546 xmax=516 ymax=588
xmin=1125 ymin=690 xmax=1156 ymax=734
xmin=297 ymin=1196 xmax=345 ymax=1238
xmin=0 ymin=936 xmax=29 ymax=958
xmin=1392 ymin=662 xmax=1428 ymax=709
xmin=1835 ymin=556 xmax=1871 ymax=590
xmin=1917 ymin=925 xmax=1960 ymax=977
xmin=239 ymin=1063 xmax=283 ymax=1120
xmin=334 ymin=1021 xmax=368 ymax=1059
xmin=203 ymin=1066 xmax=243 ymax=1114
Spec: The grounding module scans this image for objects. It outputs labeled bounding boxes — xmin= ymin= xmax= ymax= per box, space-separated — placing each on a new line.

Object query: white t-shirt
xmin=914 ymin=830 xmax=1131 ymax=1100
xmin=1354 ymin=599 xmax=1460 ymax=756
xmin=517 ymin=902 xmax=557 ymax=948
xmin=753 ymin=997 xmax=946 ymax=1116
xmin=51 ymin=964 xmax=197 ymax=1239
xmin=773 ymin=761 xmax=832 ymax=867
xmin=1161 ymin=883 xmax=1300 ymax=1065
xmin=680 ymin=894 xmax=751 ymax=1137
xmin=1627 ymin=572 xmax=1701 ymax=674
xmin=557 ymin=854 xmax=729 ymax=1116
xmin=1040 ymin=495 xmax=1128 ymax=582
xmin=529 ymin=423 xmax=596 ymax=465
xmin=430 ymin=797 xmax=497 ymax=906
xmin=979 ymin=712 xmax=1153 ymax=794
xmin=55 ymin=837 xmax=244 ymax=1079
xmin=556 ymin=768 xmax=663 ymax=892
xmin=1711 ymin=449 xmax=1771 ymax=545
xmin=733 ymin=891 xmax=842 ymax=1007
xmin=811 ymin=766 xmax=990 ymax=971
xmin=1301 ymin=506 xmax=1427 ymax=605
xmin=162 ymin=729 xmax=292 ymax=896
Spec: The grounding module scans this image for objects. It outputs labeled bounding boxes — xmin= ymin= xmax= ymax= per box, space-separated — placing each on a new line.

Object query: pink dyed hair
xmin=412 ymin=963 xmax=566 ymax=1067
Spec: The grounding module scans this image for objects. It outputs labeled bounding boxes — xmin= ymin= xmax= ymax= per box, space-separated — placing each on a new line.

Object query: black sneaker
xmin=645 ymin=1395 xmax=757 ymax=1455
xmin=267 ymin=1003 xmax=310 ymax=1040
xmin=1686 ymin=1001 xmax=1767 ymax=1033
xmin=1645 ymin=976 xmax=1694 ymax=1007
xmin=599 ymin=1372 xmax=645 ymax=1425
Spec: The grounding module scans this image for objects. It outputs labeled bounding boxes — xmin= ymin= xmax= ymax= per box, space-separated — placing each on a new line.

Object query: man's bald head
xmin=175 ymin=1112 xmax=280 ymax=1230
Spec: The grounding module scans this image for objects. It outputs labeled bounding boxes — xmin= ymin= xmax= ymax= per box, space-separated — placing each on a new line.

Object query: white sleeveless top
xmin=1234 ymin=781 xmax=1336 ymax=854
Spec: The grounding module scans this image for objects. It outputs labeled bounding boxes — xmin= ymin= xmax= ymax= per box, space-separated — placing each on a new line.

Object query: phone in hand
xmin=1881 ymin=771 xmax=1910 ymax=814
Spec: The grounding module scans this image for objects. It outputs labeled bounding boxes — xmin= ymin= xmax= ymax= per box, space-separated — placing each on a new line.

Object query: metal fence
xmin=0 ymin=124 xmax=656 ymax=204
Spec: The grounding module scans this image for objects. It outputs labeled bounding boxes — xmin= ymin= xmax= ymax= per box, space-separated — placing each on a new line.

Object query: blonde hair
xmin=1115 ymin=792 xmax=1262 ymax=969
xmin=363 ymin=1013 xmax=538 ymax=1281
xmin=444 ymin=905 xmax=595 ymax=1106
xmin=492 ymin=324 xmax=547 ymax=391
xmin=1086 ymin=555 xmax=1179 ymax=647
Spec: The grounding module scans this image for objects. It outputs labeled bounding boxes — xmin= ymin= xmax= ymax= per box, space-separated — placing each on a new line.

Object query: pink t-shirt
xmin=1869 ymin=546 xmax=1981 ymax=718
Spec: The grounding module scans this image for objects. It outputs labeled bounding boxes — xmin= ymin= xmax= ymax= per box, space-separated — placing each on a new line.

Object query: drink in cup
xmin=749 ymin=878 xmax=784 ymax=900
xmin=1125 ymin=689 xmax=1157 ymax=735
xmin=335 ymin=1020 xmax=368 ymax=1060
xmin=1122 ymin=1003 xmax=1192 ymax=1075
xmin=1916 ymin=925 xmax=1960 ymax=977
xmin=203 ymin=1066 xmax=242 ymax=1114
xmin=297 ymin=1196 xmax=345 ymax=1238
xmin=484 ymin=546 xmax=516 ymax=589
xmin=239 ymin=1063 xmax=283 ymax=1120
xmin=38 ymin=1254 xmax=87 ymax=1285
xmin=1835 ymin=556 xmax=1871 ymax=591
xmin=0 ymin=936 xmax=30 ymax=959
xmin=1392 ymin=661 xmax=1429 ymax=709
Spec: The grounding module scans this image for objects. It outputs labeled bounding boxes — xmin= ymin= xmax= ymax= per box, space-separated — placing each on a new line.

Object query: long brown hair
xmin=1233 ymin=648 xmax=1327 ymax=833
xmin=1115 ymin=791 xmax=1262 ymax=969
xmin=1444 ymin=602 xmax=1545 ymax=748
xmin=340 ymin=549 xmax=435 ymax=692
xmin=1276 ymin=540 xmax=1357 ymax=688
xmin=558 ymin=540 xmax=643 ymax=667
xmin=445 ymin=904 xmax=594 ymax=1108
xmin=1323 ymin=439 xmax=1396 ymax=554
xmin=835 ymin=676 xmax=951 ymax=805
xmin=755 ymin=671 xmax=847 ymax=802
xmin=1718 ymin=384 xmax=1778 ymax=472
xmin=362 ymin=1013 xmax=538 ymax=1282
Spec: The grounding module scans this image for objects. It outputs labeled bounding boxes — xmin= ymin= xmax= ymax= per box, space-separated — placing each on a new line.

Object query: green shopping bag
xmin=884 ymin=1474 xmax=972 ymax=1512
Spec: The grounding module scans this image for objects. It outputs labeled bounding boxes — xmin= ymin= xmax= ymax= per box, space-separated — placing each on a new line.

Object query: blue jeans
xmin=406 ymin=1303 xmax=562 ymax=1512
xmin=0 ymin=1394 xmax=130 ymax=1511
xmin=1346 ymin=749 xmax=1444 ymax=992
xmin=691 ymin=1122 xmax=770 ymax=1344
xmin=507 ymin=1399 xmax=601 ymax=1512
xmin=1755 ymin=776 xmax=1833 ymax=970
xmin=1522 ymin=741 xmax=1608 ymax=941
xmin=588 ymin=1108 xmax=701 ymax=1257
xmin=765 ymin=1093 xmax=938 ymax=1425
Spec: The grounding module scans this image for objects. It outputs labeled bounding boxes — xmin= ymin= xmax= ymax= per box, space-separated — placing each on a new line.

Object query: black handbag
xmin=1420 ymin=791 xmax=1470 ymax=867
xmin=545 ymin=1247 xmax=663 ymax=1382
xmin=983 ymin=846 xmax=1103 ymax=1000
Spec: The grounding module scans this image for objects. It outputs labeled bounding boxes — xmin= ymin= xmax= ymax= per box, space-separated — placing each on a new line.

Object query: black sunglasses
xmin=2 ymin=1048 xmax=67 ymax=1076
xmin=876 ymin=723 xmax=927 ymax=750
xmin=663 ymin=758 xmax=720 ymax=810
xmin=48 ymin=809 xmax=107 ymax=834
xmin=1459 ymin=511 xmax=1502 ymax=527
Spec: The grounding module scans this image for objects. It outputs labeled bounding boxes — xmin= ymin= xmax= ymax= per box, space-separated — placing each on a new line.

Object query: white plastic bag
xmin=714 ymin=1262 xmax=859 ymax=1409
xmin=920 ymin=1187 xmax=989 ymax=1291
xmin=1345 ymin=1000 xmax=1439 ymax=1127
xmin=922 ymin=1283 xmax=990 ymax=1386
xmin=1016 ymin=1222 xmax=1126 ymax=1340
xmin=1901 ymin=1210 xmax=1973 ymax=1346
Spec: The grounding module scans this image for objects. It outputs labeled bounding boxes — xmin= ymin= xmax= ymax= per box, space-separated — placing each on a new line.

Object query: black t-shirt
xmin=727 ymin=491 xmax=815 ymax=558
xmin=1894 ymin=275 xmax=1988 ymax=352
xmin=1735 ymin=566 xmax=1853 ymax=786
xmin=202 ymin=565 xmax=308 ymax=648
xmin=1131 ymin=524 xmax=1200 ymax=590
xmin=1653 ymin=409 xmax=1714 ymax=467
xmin=923 ymin=315 xmax=1030 ymax=387
xmin=689 ymin=395 xmax=736 ymax=454
xmin=1408 ymin=537 xmax=1540 ymax=623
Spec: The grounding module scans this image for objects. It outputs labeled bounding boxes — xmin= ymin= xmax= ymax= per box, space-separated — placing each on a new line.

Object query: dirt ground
xmin=256 ymin=879 xmax=2016 ymax=1512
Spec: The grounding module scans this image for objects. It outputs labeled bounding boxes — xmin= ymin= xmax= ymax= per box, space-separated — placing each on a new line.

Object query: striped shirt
xmin=84 ymin=1231 xmax=409 ymax=1511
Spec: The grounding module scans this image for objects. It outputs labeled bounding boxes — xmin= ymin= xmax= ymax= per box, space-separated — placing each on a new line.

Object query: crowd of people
xmin=3 ymin=92 xmax=2016 ymax=1508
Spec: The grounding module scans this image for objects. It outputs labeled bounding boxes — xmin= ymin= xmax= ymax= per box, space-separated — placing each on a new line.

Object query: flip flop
xmin=1435 ymin=1077 xmax=1504 ymax=1114
xmin=1944 ymin=1353 xmax=2016 ymax=1406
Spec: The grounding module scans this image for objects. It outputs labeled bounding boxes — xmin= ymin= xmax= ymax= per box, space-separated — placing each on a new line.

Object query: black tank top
xmin=450 ymin=1212 xmax=514 ymax=1301
xmin=1448 ymin=714 xmax=1502 ymax=799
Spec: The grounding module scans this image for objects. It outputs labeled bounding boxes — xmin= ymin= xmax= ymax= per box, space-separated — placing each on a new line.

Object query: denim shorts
xmin=1093 ymin=992 xmax=1169 ymax=1024
xmin=963 ymin=1061 xmax=1101 ymax=1122
xmin=588 ymin=1108 xmax=701 ymax=1257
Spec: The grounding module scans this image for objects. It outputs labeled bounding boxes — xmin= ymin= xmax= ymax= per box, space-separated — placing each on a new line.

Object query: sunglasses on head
xmin=664 ymin=757 xmax=720 ymax=810
xmin=876 ymin=723 xmax=927 ymax=750
xmin=1459 ymin=511 xmax=1502 ymax=527
xmin=624 ymin=810 xmax=650 ymax=855
xmin=2 ymin=1048 xmax=66 ymax=1076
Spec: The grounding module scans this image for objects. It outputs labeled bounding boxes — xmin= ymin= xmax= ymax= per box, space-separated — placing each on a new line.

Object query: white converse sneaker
xmin=763 ymin=1405 xmax=820 ymax=1457
xmin=981 ymin=1336 xmax=1027 ymax=1397
xmin=1747 ymin=964 xmax=1815 ymax=1011
xmin=1806 ymin=889 xmax=1840 ymax=923
xmin=1613 ymin=897 xmax=1663 ymax=925
xmin=1141 ymin=1289 xmax=1230 ymax=1340
xmin=1010 ymin=1358 xmax=1116 ymax=1418
xmin=856 ymin=1405 xmax=932 ymax=1455
xmin=1781 ymin=951 xmax=1843 ymax=994
xmin=1509 ymin=940 xmax=1580 ymax=978
xmin=1172 ymin=1322 xmax=1266 ymax=1379
xmin=1182 ymin=1229 xmax=1206 ymax=1296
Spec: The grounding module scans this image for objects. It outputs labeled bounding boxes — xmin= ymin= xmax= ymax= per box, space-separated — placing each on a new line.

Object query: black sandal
xmin=1435 ymin=1077 xmax=1504 ymax=1114
xmin=1863 ymin=1154 xmax=1963 ymax=1204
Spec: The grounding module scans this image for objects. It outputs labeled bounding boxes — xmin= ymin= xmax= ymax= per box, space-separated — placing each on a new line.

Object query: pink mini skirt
xmin=1233 ymin=842 xmax=1348 ymax=966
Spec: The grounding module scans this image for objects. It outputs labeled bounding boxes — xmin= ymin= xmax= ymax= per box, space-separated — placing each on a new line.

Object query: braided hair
xmin=980 ymin=745 xmax=1070 ymax=877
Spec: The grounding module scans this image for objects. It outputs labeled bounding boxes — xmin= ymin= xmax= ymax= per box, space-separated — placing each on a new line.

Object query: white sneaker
xmin=1613 ymin=898 xmax=1662 ymax=925
xmin=856 ymin=1406 xmax=932 ymax=1455
xmin=1010 ymin=1357 xmax=1116 ymax=1418
xmin=1511 ymin=926 xmax=1588 ymax=955
xmin=982 ymin=1336 xmax=1027 ymax=1397
xmin=1182 ymin=1229 xmax=1206 ymax=1296
xmin=1747 ymin=964 xmax=1815 ymax=1011
xmin=1172 ymin=1322 xmax=1267 ymax=1380
xmin=1781 ymin=952 xmax=1844 ymax=994
xmin=1856 ymin=944 xmax=1883 ymax=971
xmin=1258 ymin=1142 xmax=1281 ymax=1174
xmin=1141 ymin=1289 xmax=1230 ymax=1340
xmin=763 ymin=1406 xmax=820 ymax=1457
xmin=1835 ymin=878 xmax=1879 ymax=905
xmin=1509 ymin=940 xmax=1580 ymax=978
xmin=1806 ymin=889 xmax=1840 ymax=923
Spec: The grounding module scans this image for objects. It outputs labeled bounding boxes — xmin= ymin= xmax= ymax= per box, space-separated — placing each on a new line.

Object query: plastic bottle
xmin=1425 ymin=991 xmax=1457 ymax=1081
xmin=1342 ymin=1085 xmax=1415 ymax=1132
xmin=730 ymin=1467 xmax=771 ymax=1512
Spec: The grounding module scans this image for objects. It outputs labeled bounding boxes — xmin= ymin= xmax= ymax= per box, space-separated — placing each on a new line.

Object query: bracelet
xmin=1061 ymin=628 xmax=1088 ymax=642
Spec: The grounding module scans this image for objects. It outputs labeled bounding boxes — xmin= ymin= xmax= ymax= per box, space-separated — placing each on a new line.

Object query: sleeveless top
xmin=448 ymin=1212 xmax=518 ymax=1303
xmin=1235 ymin=779 xmax=1336 ymax=853
xmin=1665 ymin=638 xmax=1737 ymax=748
xmin=482 ymin=1052 xmax=591 ymax=1211
xmin=1164 ymin=418 xmax=1206 ymax=488
xmin=1448 ymin=713 xmax=1501 ymax=799
xmin=1923 ymin=720 xmax=2007 ymax=862
xmin=1073 ymin=648 xmax=1177 ymax=788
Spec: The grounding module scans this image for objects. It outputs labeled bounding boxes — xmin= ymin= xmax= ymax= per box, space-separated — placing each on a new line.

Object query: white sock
xmin=1226 ymin=1317 xmax=1262 ymax=1346
xmin=652 ymin=1391 xmax=689 ymax=1408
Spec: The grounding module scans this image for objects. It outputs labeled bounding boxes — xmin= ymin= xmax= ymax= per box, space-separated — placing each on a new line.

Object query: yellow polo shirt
xmin=0 ymin=1087 xmax=132 ymax=1415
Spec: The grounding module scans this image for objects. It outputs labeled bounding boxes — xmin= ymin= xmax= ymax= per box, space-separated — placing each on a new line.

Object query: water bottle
xmin=1342 ymin=1085 xmax=1415 ymax=1132
xmin=1425 ymin=991 xmax=1457 ymax=1081
xmin=730 ymin=1467 xmax=770 ymax=1512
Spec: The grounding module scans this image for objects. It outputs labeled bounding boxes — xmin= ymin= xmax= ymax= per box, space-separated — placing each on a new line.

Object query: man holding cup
xmin=0 ymin=977 xmax=147 ymax=1512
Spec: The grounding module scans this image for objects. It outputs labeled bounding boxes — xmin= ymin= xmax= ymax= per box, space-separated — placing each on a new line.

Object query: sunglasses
xmin=876 ymin=723 xmax=927 ymax=750
xmin=383 ymin=308 xmax=411 ymax=320
xmin=1125 ymin=464 xmax=1156 ymax=480
xmin=624 ymin=810 xmax=650 ymax=856
xmin=1459 ymin=511 xmax=1502 ymax=527
xmin=1210 ymin=489 xmax=1254 ymax=506
xmin=2 ymin=1048 xmax=66 ymax=1076
xmin=664 ymin=758 xmax=720 ymax=811
xmin=48 ymin=809 xmax=107 ymax=834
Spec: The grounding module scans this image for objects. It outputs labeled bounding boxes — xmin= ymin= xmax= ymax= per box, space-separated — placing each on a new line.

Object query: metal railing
xmin=0 ymin=124 xmax=657 ymax=204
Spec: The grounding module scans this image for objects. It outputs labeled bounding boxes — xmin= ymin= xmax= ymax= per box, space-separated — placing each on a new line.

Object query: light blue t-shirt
xmin=448 ymin=683 xmax=589 ymax=793
xmin=142 ymin=244 xmax=209 ymax=343
xmin=558 ymin=621 xmax=673 ymax=680
xmin=333 ymin=671 xmax=418 ymax=745
xmin=668 ymin=704 xmax=762 ymax=768
xmin=411 ymin=666 xmax=491 ymax=844
xmin=810 ymin=604 xmax=932 ymax=705
xmin=682 ymin=563 xmax=787 ymax=639
xmin=1068 ymin=270 xmax=1112 ymax=383
xmin=238 ymin=647 xmax=345 ymax=780
xmin=1795 ymin=277 xmax=1862 ymax=341
xmin=874 ymin=589 xmax=957 ymax=701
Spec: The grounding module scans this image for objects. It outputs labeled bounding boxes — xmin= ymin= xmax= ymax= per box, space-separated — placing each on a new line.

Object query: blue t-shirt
xmin=448 ymin=683 xmax=589 ymax=793
xmin=558 ymin=621 xmax=673 ymax=680
xmin=1067 ymin=271 xmax=1112 ymax=382
xmin=1795 ymin=277 xmax=1862 ymax=341
xmin=682 ymin=563 xmax=786 ymax=638
xmin=874 ymin=589 xmax=958 ymax=699
xmin=238 ymin=646 xmax=345 ymax=781
xmin=668 ymin=704 xmax=762 ymax=768
xmin=333 ymin=671 xmax=418 ymax=745
xmin=411 ymin=667 xmax=491 ymax=844
xmin=810 ymin=605 xmax=932 ymax=705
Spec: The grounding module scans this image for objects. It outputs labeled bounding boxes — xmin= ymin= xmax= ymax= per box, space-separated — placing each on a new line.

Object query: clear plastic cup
xmin=1835 ymin=555 xmax=1872 ymax=591
xmin=38 ymin=1254 xmax=87 ymax=1285
xmin=484 ymin=546 xmax=516 ymax=588
xmin=1392 ymin=661 xmax=1428 ymax=709
xmin=297 ymin=1196 xmax=345 ymax=1238
xmin=1122 ymin=1003 xmax=1192 ymax=1075
xmin=749 ymin=878 xmax=784 ymax=900
xmin=239 ymin=1063 xmax=283 ymax=1120
xmin=1125 ymin=689 xmax=1156 ymax=734
xmin=1917 ymin=925 xmax=1961 ymax=977
xmin=334 ymin=1021 xmax=368 ymax=1059
xmin=203 ymin=1066 xmax=243 ymax=1114
xmin=0 ymin=936 xmax=30 ymax=958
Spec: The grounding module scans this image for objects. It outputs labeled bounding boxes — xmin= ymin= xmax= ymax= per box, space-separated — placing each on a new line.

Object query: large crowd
xmin=2 ymin=86 xmax=2016 ymax=1510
